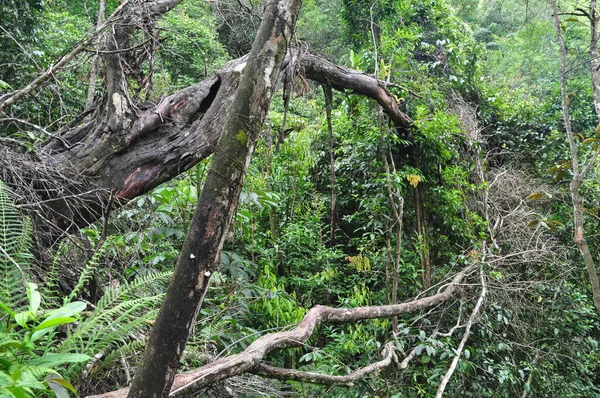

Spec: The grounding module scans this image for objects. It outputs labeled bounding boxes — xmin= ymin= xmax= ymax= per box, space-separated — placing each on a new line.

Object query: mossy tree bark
xmin=125 ymin=0 xmax=302 ymax=396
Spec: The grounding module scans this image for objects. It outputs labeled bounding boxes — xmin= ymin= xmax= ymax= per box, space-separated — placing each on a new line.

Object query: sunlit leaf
xmin=526 ymin=192 xmax=544 ymax=200
xmin=583 ymin=138 xmax=600 ymax=144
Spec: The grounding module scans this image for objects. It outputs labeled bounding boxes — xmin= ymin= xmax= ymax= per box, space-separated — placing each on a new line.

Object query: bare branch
xmin=0 ymin=0 xmax=131 ymax=112
xmin=435 ymin=265 xmax=486 ymax=398
xmin=85 ymin=265 xmax=474 ymax=398
xmin=251 ymin=343 xmax=397 ymax=387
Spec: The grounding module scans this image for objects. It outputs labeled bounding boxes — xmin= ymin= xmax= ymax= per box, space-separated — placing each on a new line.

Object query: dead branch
xmin=0 ymin=0 xmax=187 ymax=112
xmin=0 ymin=1 xmax=131 ymax=112
xmin=85 ymin=265 xmax=474 ymax=398
xmin=435 ymin=265 xmax=486 ymax=398
xmin=251 ymin=343 xmax=397 ymax=387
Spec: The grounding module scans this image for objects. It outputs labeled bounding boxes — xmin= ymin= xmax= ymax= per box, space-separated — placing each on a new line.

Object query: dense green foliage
xmin=1 ymin=0 xmax=600 ymax=396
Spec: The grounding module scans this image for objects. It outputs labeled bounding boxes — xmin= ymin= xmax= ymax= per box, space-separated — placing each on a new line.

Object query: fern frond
xmin=40 ymin=240 xmax=69 ymax=305
xmin=197 ymin=318 xmax=229 ymax=341
xmin=58 ymin=271 xmax=171 ymax=378
xmin=65 ymin=239 xmax=110 ymax=304
xmin=94 ymin=270 xmax=171 ymax=314
xmin=102 ymin=338 xmax=146 ymax=366
xmin=21 ymin=364 xmax=57 ymax=379
xmin=0 ymin=180 xmax=31 ymax=311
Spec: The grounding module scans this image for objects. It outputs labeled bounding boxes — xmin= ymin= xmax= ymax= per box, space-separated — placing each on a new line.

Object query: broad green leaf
xmin=415 ymin=344 xmax=424 ymax=355
xmin=26 ymin=284 xmax=40 ymax=317
xmin=34 ymin=317 xmax=77 ymax=332
xmin=49 ymin=377 xmax=77 ymax=393
xmin=526 ymin=192 xmax=544 ymax=200
xmin=27 ymin=353 xmax=90 ymax=368
xmin=3 ymin=387 xmax=25 ymax=398
xmin=543 ymin=221 xmax=558 ymax=231
xmin=47 ymin=377 xmax=77 ymax=397
xmin=526 ymin=192 xmax=551 ymax=200
xmin=14 ymin=312 xmax=29 ymax=328
xmin=46 ymin=302 xmax=86 ymax=321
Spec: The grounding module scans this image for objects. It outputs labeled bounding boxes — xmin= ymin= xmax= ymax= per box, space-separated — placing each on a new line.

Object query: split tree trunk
xmin=125 ymin=0 xmax=302 ymax=396
xmin=1 ymin=51 xmax=411 ymax=243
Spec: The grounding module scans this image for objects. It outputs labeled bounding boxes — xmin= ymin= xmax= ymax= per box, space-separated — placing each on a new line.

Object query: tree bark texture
xmin=87 ymin=265 xmax=474 ymax=398
xmin=125 ymin=0 xmax=302 ymax=396
xmin=85 ymin=0 xmax=106 ymax=109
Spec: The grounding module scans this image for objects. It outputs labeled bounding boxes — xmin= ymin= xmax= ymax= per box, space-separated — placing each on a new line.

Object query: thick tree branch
xmin=251 ymin=343 xmax=397 ymax=387
xmin=0 ymin=51 xmax=412 ymax=241
xmin=86 ymin=265 xmax=474 ymax=397
xmin=299 ymin=53 xmax=412 ymax=127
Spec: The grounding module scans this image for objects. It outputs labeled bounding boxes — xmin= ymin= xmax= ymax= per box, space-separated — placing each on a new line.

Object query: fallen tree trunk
xmin=0 ymin=51 xmax=412 ymax=239
xmin=86 ymin=265 xmax=474 ymax=397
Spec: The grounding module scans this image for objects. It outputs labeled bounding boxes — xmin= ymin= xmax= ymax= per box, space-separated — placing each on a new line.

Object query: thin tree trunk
xmin=589 ymin=0 xmax=600 ymax=123
xmin=415 ymin=184 xmax=431 ymax=289
xmin=384 ymin=230 xmax=393 ymax=303
xmin=379 ymin=108 xmax=403 ymax=334
xmin=86 ymin=0 xmax=106 ymax=109
xmin=521 ymin=350 xmax=540 ymax=398
xmin=144 ymin=29 xmax=160 ymax=100
xmin=125 ymin=0 xmax=302 ymax=396
xmin=324 ymin=84 xmax=337 ymax=246
xmin=551 ymin=0 xmax=600 ymax=315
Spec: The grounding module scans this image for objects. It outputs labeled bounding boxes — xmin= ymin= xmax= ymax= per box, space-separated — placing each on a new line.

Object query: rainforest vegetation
xmin=0 ymin=0 xmax=599 ymax=396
